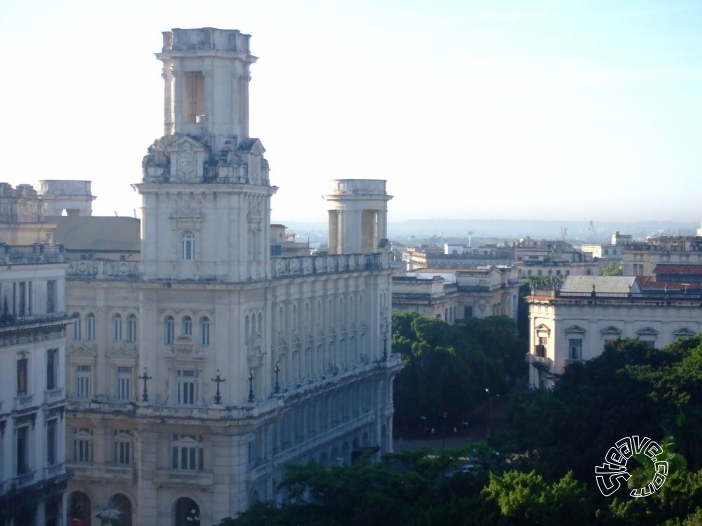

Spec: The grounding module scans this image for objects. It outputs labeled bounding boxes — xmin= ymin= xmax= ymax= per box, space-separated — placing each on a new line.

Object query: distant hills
xmin=283 ymin=219 xmax=700 ymax=246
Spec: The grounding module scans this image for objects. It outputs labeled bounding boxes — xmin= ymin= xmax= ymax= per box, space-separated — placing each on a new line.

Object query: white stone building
xmin=64 ymin=27 xmax=400 ymax=526
xmin=0 ymin=241 xmax=69 ymax=525
xmin=392 ymin=266 xmax=520 ymax=323
xmin=526 ymin=276 xmax=702 ymax=389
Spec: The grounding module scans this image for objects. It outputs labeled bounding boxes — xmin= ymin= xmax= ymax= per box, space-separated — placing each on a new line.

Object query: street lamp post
xmin=248 ymin=368 xmax=255 ymax=403
xmin=274 ymin=360 xmax=281 ymax=394
xmin=441 ymin=411 xmax=448 ymax=452
xmin=211 ymin=369 xmax=225 ymax=405
xmin=139 ymin=368 xmax=152 ymax=403
xmin=486 ymin=388 xmax=493 ymax=436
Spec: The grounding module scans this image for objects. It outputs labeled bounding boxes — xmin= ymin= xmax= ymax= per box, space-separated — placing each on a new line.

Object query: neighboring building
xmin=0 ymin=243 xmax=70 ymax=525
xmin=514 ymin=238 xmax=598 ymax=279
xmin=270 ymin=224 xmax=310 ymax=257
xmin=0 ymin=184 xmax=55 ymax=245
xmin=526 ymin=275 xmax=702 ymax=389
xmin=392 ymin=265 xmax=520 ymax=323
xmin=38 ymin=180 xmax=96 ymax=217
xmin=402 ymin=244 xmax=514 ymax=271
xmin=64 ymin=27 xmax=400 ymax=526
xmin=581 ymin=232 xmax=629 ymax=262
xmin=623 ymin=236 xmax=702 ymax=276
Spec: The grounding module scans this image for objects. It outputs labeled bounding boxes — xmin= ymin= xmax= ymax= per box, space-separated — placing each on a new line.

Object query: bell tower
xmin=138 ymin=28 xmax=277 ymax=282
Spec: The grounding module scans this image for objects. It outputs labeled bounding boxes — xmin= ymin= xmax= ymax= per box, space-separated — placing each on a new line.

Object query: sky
xmin=1 ymin=0 xmax=700 ymax=224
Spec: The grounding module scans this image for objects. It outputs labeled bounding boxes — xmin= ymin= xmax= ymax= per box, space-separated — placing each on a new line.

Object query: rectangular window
xmin=73 ymin=430 xmax=92 ymax=463
xmin=177 ymin=370 xmax=197 ymax=405
xmin=116 ymin=366 xmax=132 ymax=401
xmin=16 ymin=426 xmax=29 ymax=475
xmin=47 ymin=280 xmax=57 ymax=314
xmin=171 ymin=435 xmax=204 ymax=470
xmin=113 ymin=315 xmax=122 ymax=342
xmin=569 ymin=339 xmax=582 ymax=360
xmin=47 ymin=348 xmax=58 ymax=391
xmin=18 ymin=282 xmax=26 ymax=316
xmin=114 ymin=433 xmax=132 ymax=465
xmin=127 ymin=315 xmax=137 ymax=343
xmin=76 ymin=365 xmax=92 ymax=399
xmin=17 ymin=357 xmax=28 ymax=396
xmin=200 ymin=318 xmax=210 ymax=347
xmin=47 ymin=419 xmax=57 ymax=466
xmin=86 ymin=315 xmax=96 ymax=341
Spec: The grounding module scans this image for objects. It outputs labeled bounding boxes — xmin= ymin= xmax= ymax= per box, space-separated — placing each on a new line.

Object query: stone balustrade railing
xmin=66 ymin=253 xmax=390 ymax=280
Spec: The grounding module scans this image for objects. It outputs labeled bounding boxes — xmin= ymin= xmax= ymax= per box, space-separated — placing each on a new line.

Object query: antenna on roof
xmin=114 ymin=211 xmax=118 ymax=217
xmin=133 ymin=209 xmax=137 ymax=219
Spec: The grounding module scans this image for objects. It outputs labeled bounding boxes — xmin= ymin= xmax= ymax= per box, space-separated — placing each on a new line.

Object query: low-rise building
xmin=623 ymin=236 xmax=702 ymax=276
xmin=526 ymin=275 xmax=702 ymax=388
xmin=392 ymin=265 xmax=520 ymax=323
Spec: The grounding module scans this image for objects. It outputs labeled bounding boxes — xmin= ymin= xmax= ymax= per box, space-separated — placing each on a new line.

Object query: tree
xmin=603 ymin=261 xmax=624 ymax=276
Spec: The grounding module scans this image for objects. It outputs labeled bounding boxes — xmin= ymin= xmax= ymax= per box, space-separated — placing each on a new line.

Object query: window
xmin=114 ymin=430 xmax=133 ymax=465
xmin=171 ymin=435 xmax=204 ymax=471
xmin=200 ymin=317 xmax=210 ymax=347
xmin=165 ymin=316 xmax=175 ymax=345
xmin=18 ymin=281 xmax=26 ymax=316
xmin=76 ymin=365 xmax=92 ymax=399
xmin=47 ymin=280 xmax=57 ymax=314
xmin=116 ymin=366 xmax=132 ymax=401
xmin=73 ymin=428 xmax=92 ymax=463
xmin=126 ymin=314 xmax=137 ymax=343
xmin=47 ymin=419 xmax=58 ymax=466
xmin=182 ymin=316 xmax=192 ymax=336
xmin=536 ymin=336 xmax=548 ymax=357
xmin=177 ymin=370 xmax=197 ymax=405
xmin=113 ymin=314 xmax=122 ymax=342
xmin=72 ymin=313 xmax=81 ymax=341
xmin=17 ymin=357 xmax=28 ymax=396
xmin=47 ymin=348 xmax=58 ymax=391
xmin=248 ymin=440 xmax=255 ymax=465
xmin=182 ymin=232 xmax=195 ymax=261
xmin=569 ymin=339 xmax=582 ymax=360
xmin=16 ymin=426 xmax=30 ymax=475
xmin=86 ymin=313 xmax=96 ymax=341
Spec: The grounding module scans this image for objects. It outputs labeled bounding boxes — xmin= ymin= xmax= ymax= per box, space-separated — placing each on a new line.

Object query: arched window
xmin=200 ymin=317 xmax=210 ymax=347
xmin=165 ymin=315 xmax=175 ymax=345
xmin=113 ymin=314 xmax=123 ymax=342
xmin=104 ymin=493 xmax=132 ymax=526
xmin=182 ymin=231 xmax=195 ymax=261
xmin=126 ymin=314 xmax=137 ymax=343
xmin=72 ymin=313 xmax=81 ymax=341
xmin=86 ymin=313 xmax=96 ymax=341
xmin=69 ymin=492 xmax=91 ymax=526
xmin=182 ymin=316 xmax=192 ymax=336
xmin=174 ymin=497 xmax=200 ymax=526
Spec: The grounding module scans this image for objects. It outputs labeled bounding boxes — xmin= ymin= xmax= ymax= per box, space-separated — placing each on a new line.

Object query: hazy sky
xmin=1 ymin=0 xmax=700 ymax=223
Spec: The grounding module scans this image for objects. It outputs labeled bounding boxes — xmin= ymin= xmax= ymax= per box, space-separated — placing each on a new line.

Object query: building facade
xmin=392 ymin=266 xmax=520 ymax=323
xmin=64 ymin=27 xmax=400 ymax=526
xmin=526 ymin=276 xmax=702 ymax=389
xmin=0 ymin=242 xmax=69 ymax=525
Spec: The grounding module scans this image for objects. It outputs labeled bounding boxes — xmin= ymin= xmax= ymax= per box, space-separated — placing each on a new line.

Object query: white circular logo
xmin=595 ymin=436 xmax=668 ymax=497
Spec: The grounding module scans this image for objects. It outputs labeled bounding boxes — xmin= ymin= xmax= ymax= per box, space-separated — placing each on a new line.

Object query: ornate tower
xmin=138 ymin=28 xmax=276 ymax=282
xmin=325 ymin=179 xmax=392 ymax=255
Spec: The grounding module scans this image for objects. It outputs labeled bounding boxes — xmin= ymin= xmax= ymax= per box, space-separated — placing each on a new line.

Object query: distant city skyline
xmin=1 ymin=0 xmax=700 ymax=223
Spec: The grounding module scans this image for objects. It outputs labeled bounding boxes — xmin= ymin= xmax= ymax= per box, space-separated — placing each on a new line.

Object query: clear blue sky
xmin=1 ymin=0 xmax=700 ymax=223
